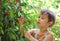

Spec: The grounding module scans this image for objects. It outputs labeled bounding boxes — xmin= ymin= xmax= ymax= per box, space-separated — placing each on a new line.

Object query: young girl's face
xmin=37 ymin=13 xmax=50 ymax=28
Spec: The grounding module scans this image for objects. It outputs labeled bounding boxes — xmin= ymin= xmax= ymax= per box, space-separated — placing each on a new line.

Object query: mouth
xmin=37 ymin=21 xmax=40 ymax=24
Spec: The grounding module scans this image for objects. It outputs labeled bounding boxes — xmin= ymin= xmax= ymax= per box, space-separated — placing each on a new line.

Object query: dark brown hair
xmin=40 ymin=9 xmax=55 ymax=27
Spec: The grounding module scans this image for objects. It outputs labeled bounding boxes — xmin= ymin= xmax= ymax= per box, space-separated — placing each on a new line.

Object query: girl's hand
xmin=17 ymin=16 xmax=26 ymax=23
xmin=25 ymin=31 xmax=31 ymax=39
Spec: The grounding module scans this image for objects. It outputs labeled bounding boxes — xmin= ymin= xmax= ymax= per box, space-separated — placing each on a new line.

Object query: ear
xmin=48 ymin=21 xmax=53 ymax=26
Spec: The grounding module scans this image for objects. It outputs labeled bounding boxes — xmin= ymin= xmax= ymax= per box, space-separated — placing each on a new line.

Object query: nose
xmin=37 ymin=18 xmax=41 ymax=22
xmin=38 ymin=18 xmax=41 ymax=21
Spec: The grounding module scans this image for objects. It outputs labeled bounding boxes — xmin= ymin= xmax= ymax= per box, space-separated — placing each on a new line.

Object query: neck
xmin=40 ymin=27 xmax=48 ymax=33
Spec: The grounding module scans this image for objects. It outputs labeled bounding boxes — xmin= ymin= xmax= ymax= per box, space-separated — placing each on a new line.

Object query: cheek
xmin=41 ymin=20 xmax=48 ymax=25
xmin=42 ymin=21 xmax=48 ymax=26
xmin=43 ymin=21 xmax=47 ymax=23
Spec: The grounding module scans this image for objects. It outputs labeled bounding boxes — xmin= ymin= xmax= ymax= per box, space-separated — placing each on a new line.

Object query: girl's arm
xmin=18 ymin=17 xmax=25 ymax=31
xmin=18 ymin=17 xmax=38 ymax=41
xmin=25 ymin=29 xmax=38 ymax=41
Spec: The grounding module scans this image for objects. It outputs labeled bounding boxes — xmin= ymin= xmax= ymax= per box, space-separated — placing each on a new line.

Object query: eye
xmin=38 ymin=16 xmax=40 ymax=18
xmin=41 ymin=17 xmax=44 ymax=19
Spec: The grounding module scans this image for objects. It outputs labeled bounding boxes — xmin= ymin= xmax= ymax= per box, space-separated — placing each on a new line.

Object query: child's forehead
xmin=40 ymin=12 xmax=49 ymax=17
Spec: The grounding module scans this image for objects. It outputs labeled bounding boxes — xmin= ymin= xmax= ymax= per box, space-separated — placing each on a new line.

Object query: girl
xmin=18 ymin=9 xmax=55 ymax=41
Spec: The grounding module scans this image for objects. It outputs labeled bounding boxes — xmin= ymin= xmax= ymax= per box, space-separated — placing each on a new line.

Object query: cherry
xmin=0 ymin=0 xmax=2 ymax=3
xmin=17 ymin=5 xmax=21 ymax=9
xmin=16 ymin=0 xmax=19 ymax=3
xmin=5 ymin=12 xmax=9 ymax=16
xmin=20 ymin=10 xmax=22 ymax=13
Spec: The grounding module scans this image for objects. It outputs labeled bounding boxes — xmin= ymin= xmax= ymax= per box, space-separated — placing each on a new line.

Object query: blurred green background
xmin=0 ymin=0 xmax=60 ymax=41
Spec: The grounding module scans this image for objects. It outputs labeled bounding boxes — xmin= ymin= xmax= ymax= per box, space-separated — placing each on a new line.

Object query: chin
xmin=37 ymin=23 xmax=40 ymax=25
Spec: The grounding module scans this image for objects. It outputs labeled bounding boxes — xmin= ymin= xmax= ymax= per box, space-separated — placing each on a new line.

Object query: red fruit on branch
xmin=20 ymin=10 xmax=22 ymax=13
xmin=17 ymin=5 xmax=22 ymax=13
xmin=0 ymin=0 xmax=2 ymax=3
xmin=17 ymin=5 xmax=21 ymax=9
xmin=16 ymin=0 xmax=19 ymax=3
xmin=5 ymin=12 xmax=9 ymax=16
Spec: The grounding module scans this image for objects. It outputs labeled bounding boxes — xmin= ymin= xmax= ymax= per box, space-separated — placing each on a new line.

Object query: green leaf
xmin=7 ymin=32 xmax=16 ymax=40
xmin=9 ymin=11 xmax=14 ymax=19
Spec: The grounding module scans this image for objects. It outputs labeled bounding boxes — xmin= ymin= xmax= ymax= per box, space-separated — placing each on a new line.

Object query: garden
xmin=0 ymin=0 xmax=60 ymax=41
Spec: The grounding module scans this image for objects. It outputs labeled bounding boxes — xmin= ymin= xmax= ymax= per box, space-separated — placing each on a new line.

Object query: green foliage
xmin=0 ymin=0 xmax=60 ymax=41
